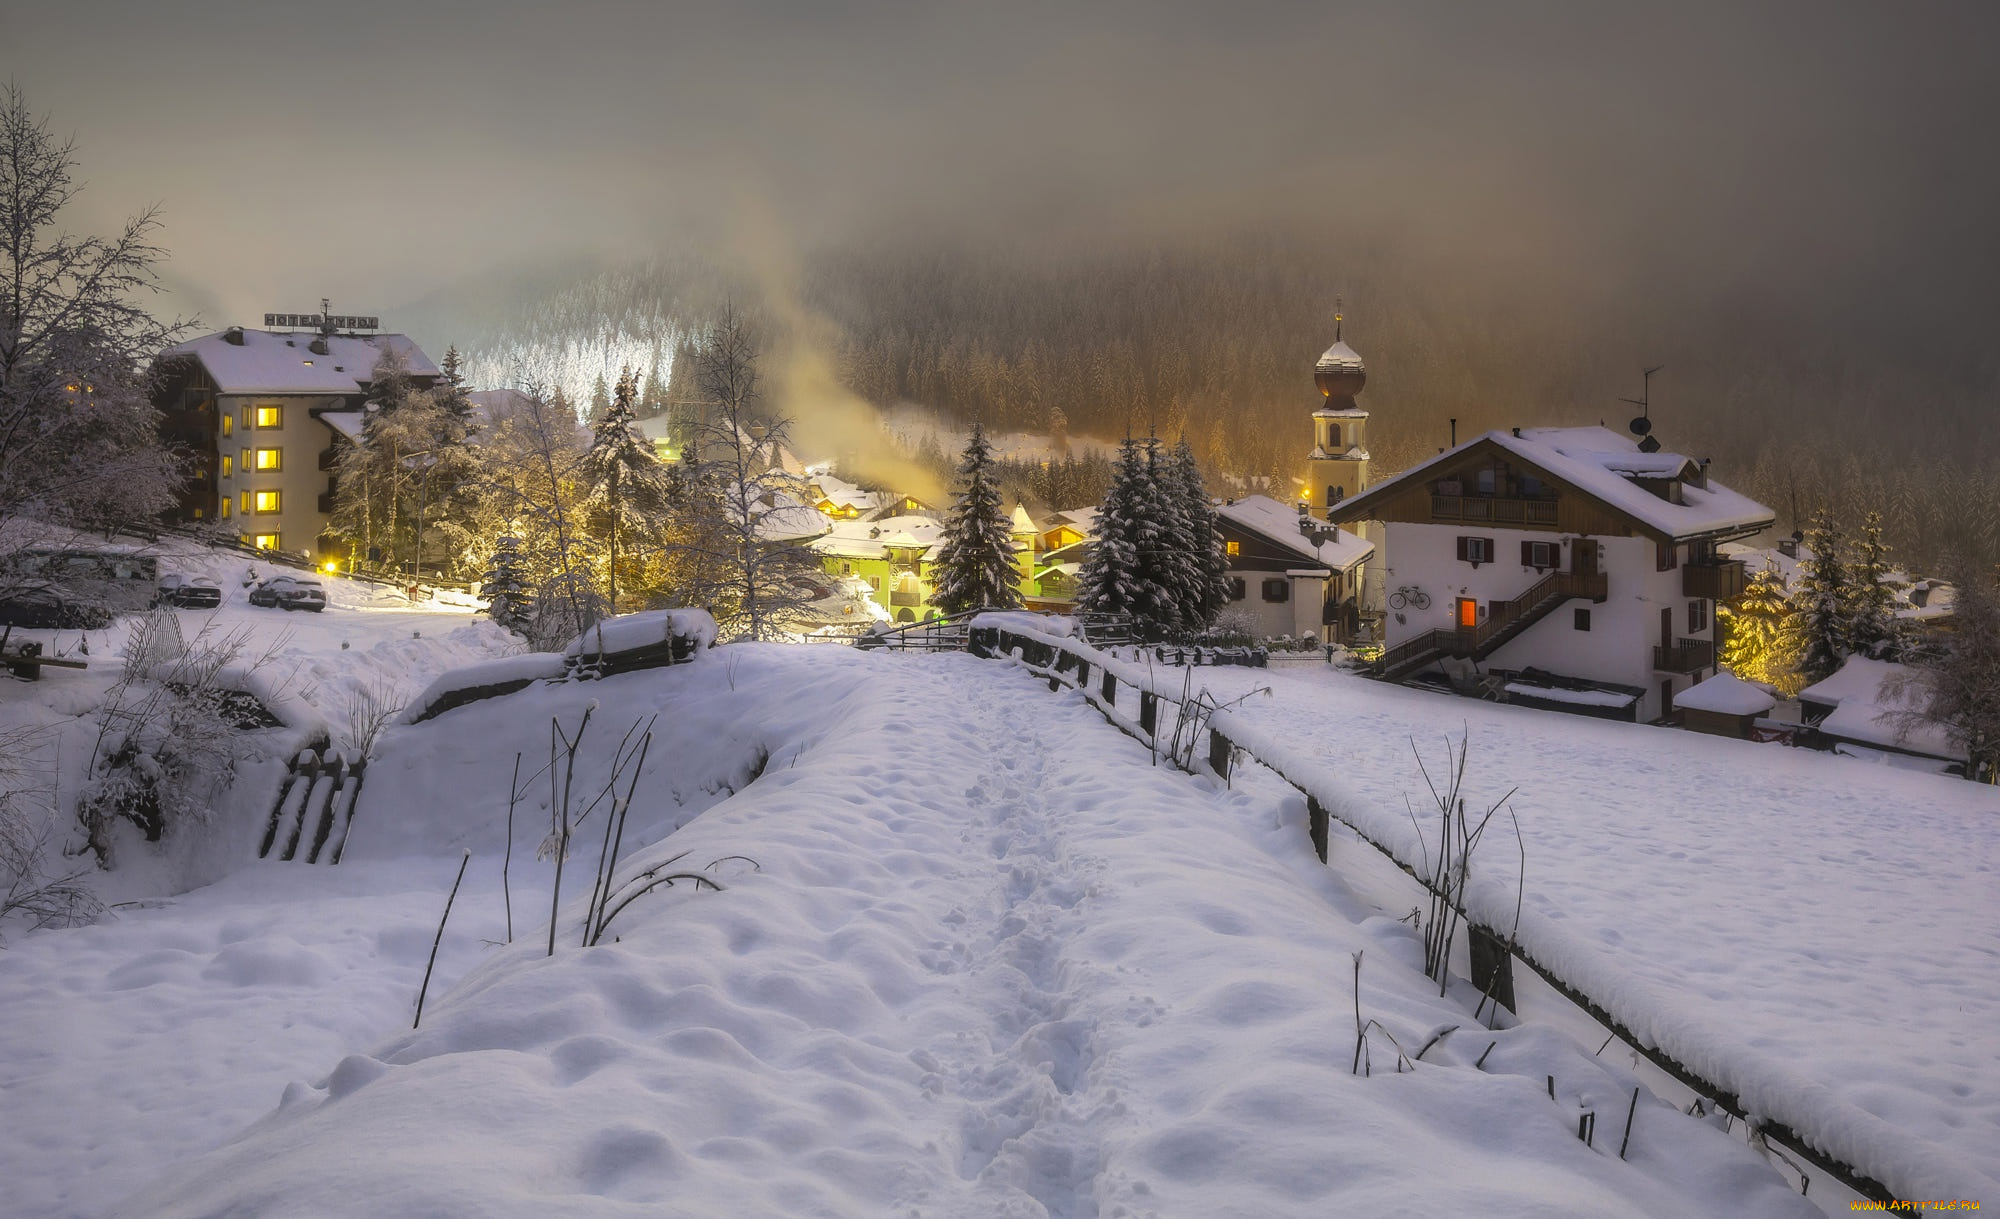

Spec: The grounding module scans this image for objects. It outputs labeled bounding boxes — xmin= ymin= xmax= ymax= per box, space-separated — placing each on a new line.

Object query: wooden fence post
xmin=1139 ymin=691 xmax=1157 ymax=736
xmin=1468 ymin=926 xmax=1517 ymax=1014
xmin=1101 ymin=670 xmax=1117 ymax=705
xmin=1306 ymin=795 xmax=1330 ymax=863
xmin=1208 ymin=728 xmax=1232 ymax=781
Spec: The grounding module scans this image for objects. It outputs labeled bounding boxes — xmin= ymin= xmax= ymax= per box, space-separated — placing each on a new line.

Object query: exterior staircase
xmin=1375 ymin=569 xmax=1609 ymax=681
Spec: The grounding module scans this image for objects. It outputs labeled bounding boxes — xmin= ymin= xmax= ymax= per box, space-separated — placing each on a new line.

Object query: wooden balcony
xmin=1653 ymin=638 xmax=1715 ymax=673
xmin=1682 ymin=559 xmax=1747 ymax=601
xmin=319 ymin=448 xmax=340 ymax=471
xmin=1430 ymin=494 xmax=1559 ymax=528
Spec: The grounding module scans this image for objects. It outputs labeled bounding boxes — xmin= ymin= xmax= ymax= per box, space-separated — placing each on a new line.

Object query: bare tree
xmin=469 ymin=383 xmax=600 ymax=649
xmin=669 ymin=306 xmax=830 ymax=641
xmin=0 ymin=84 xmax=182 ymax=554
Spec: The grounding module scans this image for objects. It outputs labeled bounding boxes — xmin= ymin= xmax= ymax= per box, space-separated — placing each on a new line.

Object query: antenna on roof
xmin=1620 ymin=364 xmax=1664 ymax=454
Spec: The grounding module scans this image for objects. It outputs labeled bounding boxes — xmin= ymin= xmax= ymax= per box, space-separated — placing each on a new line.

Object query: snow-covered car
xmin=153 ymin=574 xmax=223 ymax=609
xmin=0 ymin=588 xmax=114 ymax=629
xmin=247 ymin=576 xmax=327 ymax=612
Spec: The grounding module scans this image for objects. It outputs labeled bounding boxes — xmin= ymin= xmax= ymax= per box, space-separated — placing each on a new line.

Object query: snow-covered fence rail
xmin=966 ymin=614 xmax=1974 ymax=1207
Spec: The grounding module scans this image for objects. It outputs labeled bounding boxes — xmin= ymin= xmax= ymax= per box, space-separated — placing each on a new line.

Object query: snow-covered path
xmin=12 ymin=646 xmax=1816 ymax=1216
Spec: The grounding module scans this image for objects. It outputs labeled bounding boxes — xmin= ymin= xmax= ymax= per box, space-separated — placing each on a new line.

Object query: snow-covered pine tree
xmin=1845 ymin=511 xmax=1904 ymax=659
xmin=576 ymin=366 xmax=672 ymax=610
xmin=1164 ymin=438 xmax=1231 ymax=632
xmin=1078 ymin=437 xmax=1178 ymax=637
xmin=479 ymin=535 xmax=534 ymax=634
xmin=932 ymin=423 xmax=1024 ymax=614
xmin=1789 ymin=511 xmax=1851 ymax=686
xmin=1077 ymin=437 xmax=1145 ymax=620
xmin=436 ymin=345 xmax=474 ymax=420
xmin=1719 ymin=562 xmax=1803 ymax=695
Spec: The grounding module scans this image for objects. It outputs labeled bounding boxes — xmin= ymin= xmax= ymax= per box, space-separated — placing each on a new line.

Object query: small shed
xmin=1676 ymin=671 xmax=1777 ymax=739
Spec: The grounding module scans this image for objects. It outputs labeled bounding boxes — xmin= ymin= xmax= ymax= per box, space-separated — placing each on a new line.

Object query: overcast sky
xmin=10 ymin=0 xmax=1999 ymax=347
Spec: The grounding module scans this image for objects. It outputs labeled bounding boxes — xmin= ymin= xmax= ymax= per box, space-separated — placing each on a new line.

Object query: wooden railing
xmin=1653 ymin=638 xmax=1715 ymax=673
xmin=1682 ymin=559 xmax=1747 ymax=601
xmin=1430 ymin=494 xmax=1559 ymax=527
xmin=1376 ymin=569 xmax=1608 ymax=676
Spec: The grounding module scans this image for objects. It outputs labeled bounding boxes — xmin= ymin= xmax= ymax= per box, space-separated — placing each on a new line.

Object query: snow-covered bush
xmin=0 ymin=723 xmax=101 ymax=940
xmin=77 ymin=630 xmax=286 ymax=862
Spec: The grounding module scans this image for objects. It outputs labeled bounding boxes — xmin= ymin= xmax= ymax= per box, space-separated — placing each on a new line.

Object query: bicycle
xmin=1387 ymin=586 xmax=1431 ymax=611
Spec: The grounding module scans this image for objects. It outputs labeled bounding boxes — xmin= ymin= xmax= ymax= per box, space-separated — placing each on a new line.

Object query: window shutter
xmin=1521 ymin=540 xmax=1534 ymax=566
xmin=1456 ymin=536 xmax=1469 ymax=561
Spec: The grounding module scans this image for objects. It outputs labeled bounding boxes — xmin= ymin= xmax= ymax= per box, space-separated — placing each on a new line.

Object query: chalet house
xmin=1796 ymin=656 xmax=1965 ymax=772
xmin=1213 ymin=495 xmax=1373 ymax=642
xmin=1328 ymin=426 xmax=1774 ymax=722
xmin=812 ymin=514 xmax=947 ymax=623
xmin=1018 ymin=506 xmax=1097 ymax=613
xmin=155 ymin=313 xmax=439 ymax=561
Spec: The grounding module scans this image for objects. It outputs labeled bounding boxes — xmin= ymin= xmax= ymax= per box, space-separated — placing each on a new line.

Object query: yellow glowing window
xmin=241 ymin=447 xmax=251 ymax=472
xmin=251 ymin=533 xmax=280 ymax=551
xmin=253 ymin=490 xmax=281 ymax=514
xmin=905 ymin=498 xmax=919 ymax=510
xmin=220 ymin=497 xmax=232 ymax=519
xmin=254 ymin=448 xmax=281 ymax=471
xmin=192 ymin=507 xmax=205 ymax=519
xmin=255 ymin=405 xmax=282 ymax=428
xmin=221 ymin=414 xmax=233 ymax=437
xmin=1225 ymin=540 xmax=1240 ymax=556
xmin=220 ymin=454 xmax=233 ymax=477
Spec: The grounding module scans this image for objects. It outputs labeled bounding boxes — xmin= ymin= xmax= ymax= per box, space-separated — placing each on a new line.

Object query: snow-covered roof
xmin=1333 ymin=426 xmax=1773 ymax=542
xmin=1044 ymin=507 xmax=1098 ymax=535
xmin=162 ymin=328 xmax=438 ymax=396
xmin=1010 ymin=503 xmax=1037 ymax=534
xmin=1798 ymin=655 xmax=1905 ymax=708
xmin=812 ymin=514 xmax=946 ymax=560
xmin=755 ymin=501 xmax=833 ymax=544
xmin=318 ymin=410 xmax=365 ymax=443
xmin=805 ymin=469 xmax=888 ymax=514
xmin=1676 ymin=671 xmax=1778 ymax=717
xmin=1217 ymin=494 xmax=1374 ymax=573
xmin=1314 ymin=341 xmax=1365 ymax=375
xmin=1503 ymin=682 xmax=1637 ymax=709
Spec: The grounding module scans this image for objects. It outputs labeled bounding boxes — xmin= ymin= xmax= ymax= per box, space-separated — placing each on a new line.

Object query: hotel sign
xmin=264 ymin=313 xmax=379 ymax=330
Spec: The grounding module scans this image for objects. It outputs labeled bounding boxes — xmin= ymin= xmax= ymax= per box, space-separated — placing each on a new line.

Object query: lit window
xmin=254 ymin=448 xmax=281 ymax=471
xmin=221 ymin=454 xmax=233 ymax=477
xmin=252 ymin=533 xmax=280 ymax=550
xmin=192 ymin=507 xmax=204 ymax=519
xmin=255 ymin=405 xmax=282 ymax=428
xmin=253 ymin=490 xmax=280 ymax=513
xmin=221 ymin=414 xmax=233 ymax=437
xmin=1225 ymin=540 xmax=1241 ymax=556
xmin=220 ymin=497 xmax=232 ymax=519
xmin=242 ymin=447 xmax=251 ymax=472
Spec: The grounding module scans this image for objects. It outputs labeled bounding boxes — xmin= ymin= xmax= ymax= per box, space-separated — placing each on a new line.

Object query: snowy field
xmin=1182 ymin=661 xmax=2000 ymax=1198
xmin=1 ymin=632 xmax=1828 ymax=1216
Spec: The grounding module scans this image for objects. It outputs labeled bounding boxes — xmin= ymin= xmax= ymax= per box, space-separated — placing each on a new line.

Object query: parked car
xmin=0 ymin=588 xmax=114 ymax=629
xmin=248 ymin=576 xmax=327 ymax=612
xmin=154 ymin=574 xmax=223 ymax=609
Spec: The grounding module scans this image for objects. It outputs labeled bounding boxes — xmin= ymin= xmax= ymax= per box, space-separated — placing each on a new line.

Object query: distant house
xmin=1796 ymin=655 xmax=1964 ymax=771
xmin=1019 ymin=506 xmax=1097 ymax=613
xmin=812 ymin=514 xmax=948 ymax=623
xmin=1329 ymin=426 xmax=1775 ymax=723
xmin=1213 ymin=495 xmax=1373 ymax=642
xmin=154 ymin=313 xmax=439 ymax=561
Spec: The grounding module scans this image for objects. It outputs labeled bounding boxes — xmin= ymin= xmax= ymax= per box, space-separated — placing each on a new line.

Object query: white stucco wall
xmin=1227 ymin=573 xmax=1327 ymax=640
xmin=1380 ymin=523 xmax=1716 ymax=720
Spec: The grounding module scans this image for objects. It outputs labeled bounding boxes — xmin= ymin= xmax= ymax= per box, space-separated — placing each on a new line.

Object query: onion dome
xmin=1314 ymin=339 xmax=1366 ymax=400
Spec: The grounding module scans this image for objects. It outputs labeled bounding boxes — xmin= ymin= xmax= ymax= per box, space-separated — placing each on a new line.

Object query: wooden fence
xmin=967 ymin=618 xmax=1937 ymax=1209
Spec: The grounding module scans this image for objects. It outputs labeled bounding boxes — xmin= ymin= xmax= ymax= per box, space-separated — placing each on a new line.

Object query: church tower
xmin=1303 ymin=310 xmax=1369 ymax=517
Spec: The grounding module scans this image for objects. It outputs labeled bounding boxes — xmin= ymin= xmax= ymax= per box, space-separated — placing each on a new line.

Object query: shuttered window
xmin=1521 ymin=540 xmax=1558 ymax=569
xmin=1456 ymin=536 xmax=1494 ymax=565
